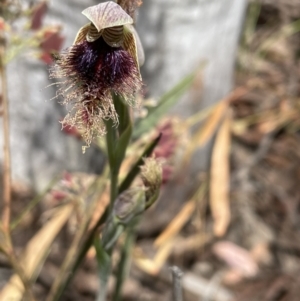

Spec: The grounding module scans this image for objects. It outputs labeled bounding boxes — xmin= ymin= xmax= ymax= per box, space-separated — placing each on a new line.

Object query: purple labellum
xmin=69 ymin=37 xmax=139 ymax=94
xmin=51 ymin=36 xmax=142 ymax=148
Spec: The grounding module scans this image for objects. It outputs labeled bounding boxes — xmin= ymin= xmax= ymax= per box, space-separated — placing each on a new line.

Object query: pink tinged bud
xmin=0 ymin=18 xmax=5 ymax=31
xmin=140 ymin=157 xmax=162 ymax=205
xmin=40 ymin=29 xmax=64 ymax=64
xmin=62 ymin=172 xmax=73 ymax=187
xmin=161 ymin=165 xmax=174 ymax=184
xmin=153 ymin=119 xmax=180 ymax=184
xmin=30 ymin=1 xmax=48 ymax=30
xmin=62 ymin=124 xmax=82 ymax=140
xmin=51 ymin=190 xmax=68 ymax=201
xmin=40 ymin=52 xmax=53 ymax=64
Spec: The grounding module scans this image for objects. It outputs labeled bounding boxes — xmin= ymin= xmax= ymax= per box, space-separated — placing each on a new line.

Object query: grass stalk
xmin=112 ymin=227 xmax=135 ymax=301
xmin=95 ymin=239 xmax=113 ymax=301
xmin=45 ymin=176 xmax=108 ymax=301
xmin=0 ymin=33 xmax=11 ymax=233
xmin=171 ymin=266 xmax=184 ymax=301
xmin=10 ymin=175 xmax=60 ymax=230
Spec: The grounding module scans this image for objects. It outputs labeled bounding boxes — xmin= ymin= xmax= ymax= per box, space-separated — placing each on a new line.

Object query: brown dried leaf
xmin=154 ymin=181 xmax=207 ymax=247
xmin=134 ymin=238 xmax=175 ymax=275
xmin=0 ymin=204 xmax=73 ymax=300
xmin=210 ymin=112 xmax=231 ymax=237
xmin=197 ymin=100 xmax=228 ymax=147
xmin=172 ymin=233 xmax=212 ymax=258
xmin=82 ymin=1 xmax=133 ymax=32
xmin=201 ymin=87 xmax=247 ymax=142
xmin=213 ymin=241 xmax=259 ymax=277
xmin=183 ymin=100 xmax=228 ymax=166
xmin=154 ymin=200 xmax=196 ymax=247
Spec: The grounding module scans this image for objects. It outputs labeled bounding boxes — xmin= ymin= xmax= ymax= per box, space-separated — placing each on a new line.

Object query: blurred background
xmin=1 ymin=0 xmax=300 ymax=300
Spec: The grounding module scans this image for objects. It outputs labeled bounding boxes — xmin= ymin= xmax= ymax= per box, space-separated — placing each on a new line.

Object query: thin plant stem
xmin=2 ymin=237 xmax=36 ymax=301
xmin=170 ymin=266 xmax=184 ymax=301
xmin=45 ymin=176 xmax=108 ymax=301
xmin=10 ymin=175 xmax=60 ymax=230
xmin=94 ymin=122 xmax=119 ymax=301
xmin=44 ymin=172 xmax=110 ymax=301
xmin=0 ymin=34 xmax=11 ymax=233
xmin=96 ymin=97 xmax=132 ymax=301
xmin=112 ymin=227 xmax=135 ymax=301
xmin=105 ymin=119 xmax=119 ymax=209
xmin=95 ymin=241 xmax=113 ymax=301
xmin=110 ymin=170 xmax=118 ymax=211
xmin=0 ymin=33 xmax=34 ymax=301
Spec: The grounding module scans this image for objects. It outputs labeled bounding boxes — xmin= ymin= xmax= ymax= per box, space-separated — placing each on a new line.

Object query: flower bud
xmin=113 ymin=187 xmax=145 ymax=224
xmin=140 ymin=157 xmax=162 ymax=207
xmin=117 ymin=0 xmax=143 ymax=18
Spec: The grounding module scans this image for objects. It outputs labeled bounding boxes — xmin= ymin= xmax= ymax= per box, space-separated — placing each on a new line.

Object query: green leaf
xmin=115 ymin=124 xmax=132 ymax=170
xmin=94 ymin=238 xmax=112 ymax=301
xmin=101 ymin=216 xmax=124 ymax=250
xmin=113 ymin=94 xmax=133 ymax=172
xmin=114 ymin=94 xmax=130 ymax=136
xmin=112 ymin=227 xmax=135 ymax=301
xmin=118 ymin=134 xmax=161 ymax=193
xmin=133 ymin=69 xmax=200 ymax=138
xmin=105 ymin=117 xmax=117 ymax=170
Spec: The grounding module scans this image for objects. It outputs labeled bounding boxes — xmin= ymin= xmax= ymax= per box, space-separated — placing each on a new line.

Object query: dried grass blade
xmin=134 ymin=238 xmax=175 ymax=275
xmin=154 ymin=201 xmax=196 ymax=248
xmin=0 ymin=204 xmax=73 ymax=301
xmin=10 ymin=175 xmax=60 ymax=230
xmin=183 ymin=100 xmax=227 ymax=166
xmin=210 ymin=112 xmax=231 ymax=237
xmin=154 ymin=181 xmax=207 ymax=247
xmin=195 ymin=100 xmax=228 ymax=147
xmin=184 ymin=87 xmax=246 ymax=163
xmin=46 ymin=179 xmax=109 ymax=301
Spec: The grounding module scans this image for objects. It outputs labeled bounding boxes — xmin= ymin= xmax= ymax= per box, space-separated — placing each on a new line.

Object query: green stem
xmin=112 ymin=227 xmax=135 ymax=301
xmin=95 ymin=173 xmax=118 ymax=301
xmin=109 ymin=170 xmax=118 ymax=213
xmin=94 ymin=238 xmax=113 ymax=301
xmin=97 ymin=95 xmax=132 ymax=301
xmin=105 ymin=118 xmax=118 ymax=169
xmin=95 ymin=119 xmax=119 ymax=301
xmin=105 ymin=118 xmax=119 ymax=213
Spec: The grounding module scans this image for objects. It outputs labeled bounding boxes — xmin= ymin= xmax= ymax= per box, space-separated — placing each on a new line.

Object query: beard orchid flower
xmin=50 ymin=1 xmax=144 ymax=149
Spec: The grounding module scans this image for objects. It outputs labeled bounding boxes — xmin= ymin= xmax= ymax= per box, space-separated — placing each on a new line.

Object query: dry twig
xmin=0 ymin=32 xmax=11 ymax=233
xmin=170 ymin=266 xmax=184 ymax=301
